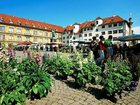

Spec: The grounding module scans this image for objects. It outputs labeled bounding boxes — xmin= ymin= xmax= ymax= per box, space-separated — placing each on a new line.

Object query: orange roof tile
xmin=0 ymin=14 xmax=64 ymax=33
xmin=65 ymin=16 xmax=124 ymax=32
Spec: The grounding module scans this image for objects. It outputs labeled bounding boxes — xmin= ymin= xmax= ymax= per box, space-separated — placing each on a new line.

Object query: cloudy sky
xmin=133 ymin=26 xmax=140 ymax=34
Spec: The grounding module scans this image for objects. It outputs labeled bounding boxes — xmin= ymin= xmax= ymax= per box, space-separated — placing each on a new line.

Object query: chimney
xmin=128 ymin=17 xmax=133 ymax=35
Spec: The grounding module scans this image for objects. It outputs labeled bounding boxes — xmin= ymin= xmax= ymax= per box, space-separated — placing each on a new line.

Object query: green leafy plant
xmin=0 ymin=58 xmax=52 ymax=104
xmin=0 ymin=87 xmax=26 ymax=105
xmin=103 ymin=59 xmax=132 ymax=97
xmin=44 ymin=53 xmax=74 ymax=79
xmin=73 ymin=51 xmax=101 ymax=87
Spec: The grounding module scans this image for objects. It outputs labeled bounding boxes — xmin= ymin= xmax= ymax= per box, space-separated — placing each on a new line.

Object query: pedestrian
xmin=122 ymin=43 xmax=128 ymax=60
xmin=90 ymin=36 xmax=98 ymax=60
xmin=104 ymin=35 xmax=113 ymax=59
xmin=96 ymin=36 xmax=106 ymax=66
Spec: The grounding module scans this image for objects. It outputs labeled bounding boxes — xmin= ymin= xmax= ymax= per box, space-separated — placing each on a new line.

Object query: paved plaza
xmin=26 ymin=76 xmax=140 ymax=105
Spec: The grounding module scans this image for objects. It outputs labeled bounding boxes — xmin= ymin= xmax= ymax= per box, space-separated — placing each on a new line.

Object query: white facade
xmin=62 ymin=17 xmax=130 ymax=45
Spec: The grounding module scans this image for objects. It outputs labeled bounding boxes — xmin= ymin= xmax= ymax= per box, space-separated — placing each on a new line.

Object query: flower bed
xmin=0 ymin=49 xmax=52 ymax=105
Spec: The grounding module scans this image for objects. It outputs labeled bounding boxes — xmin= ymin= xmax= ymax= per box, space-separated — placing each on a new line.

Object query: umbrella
xmin=17 ymin=41 xmax=32 ymax=45
xmin=117 ymin=34 xmax=140 ymax=41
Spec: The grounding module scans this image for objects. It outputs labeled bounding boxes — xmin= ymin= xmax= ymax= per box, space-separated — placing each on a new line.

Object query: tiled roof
xmin=65 ymin=16 xmax=124 ymax=32
xmin=0 ymin=14 xmax=65 ymax=33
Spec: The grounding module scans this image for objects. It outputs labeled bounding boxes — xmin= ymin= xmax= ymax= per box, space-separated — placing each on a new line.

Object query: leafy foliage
xmin=44 ymin=53 xmax=74 ymax=79
xmin=0 ymin=58 xmax=52 ymax=104
xmin=73 ymin=51 xmax=102 ymax=87
xmin=103 ymin=59 xmax=132 ymax=96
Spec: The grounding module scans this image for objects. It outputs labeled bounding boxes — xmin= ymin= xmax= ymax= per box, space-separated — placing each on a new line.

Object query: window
xmin=9 ymin=35 xmax=13 ymax=40
xmin=9 ymin=27 xmax=14 ymax=33
xmin=67 ymin=36 xmax=69 ymax=39
xmin=18 ymin=22 xmax=22 ymax=26
xmin=113 ymin=30 xmax=117 ymax=34
xmin=89 ymin=39 xmax=92 ymax=41
xmin=84 ymin=34 xmax=87 ymax=37
xmin=79 ymin=34 xmax=82 ymax=37
xmin=53 ymin=39 xmax=56 ymax=42
xmin=113 ymin=23 xmax=117 ymax=27
xmin=84 ymin=28 xmax=86 ymax=31
xmin=102 ymin=25 xmax=105 ymax=28
xmin=87 ymin=28 xmax=90 ymax=30
xmin=67 ymin=41 xmax=69 ymax=43
xmin=25 ymin=28 xmax=30 ymax=34
xmin=46 ymin=32 xmax=48 ymax=37
xmin=113 ymin=37 xmax=117 ymax=41
xmin=63 ymin=37 xmax=65 ymax=39
xmin=34 ymin=37 xmax=37 ymax=42
xmin=119 ymin=29 xmax=123 ymax=33
xmin=0 ymin=26 xmax=5 ymax=31
xmin=17 ymin=36 xmax=22 ymax=41
xmin=119 ymin=22 xmax=123 ymax=26
xmin=108 ymin=24 xmax=112 ymax=27
xmin=16 ymin=28 xmax=21 ymax=33
xmin=89 ymin=33 xmax=92 ymax=36
xmin=96 ymin=34 xmax=99 ymax=37
xmin=84 ymin=39 xmax=87 ymax=41
xmin=96 ymin=29 xmax=98 ymax=32
xmin=102 ymin=31 xmax=105 ymax=35
xmin=63 ymin=41 xmax=65 ymax=43
xmin=90 ymin=27 xmax=93 ymax=30
xmin=96 ymin=21 xmax=98 ymax=25
xmin=9 ymin=19 xmax=13 ymax=24
xmin=33 ymin=31 xmax=37 ymax=35
xmin=26 ymin=36 xmax=30 ymax=41
xmin=108 ymin=31 xmax=112 ymax=34
xmin=73 ymin=37 xmax=75 ymax=40
xmin=0 ymin=34 xmax=5 ymax=40
xmin=39 ymin=32 xmax=43 ymax=36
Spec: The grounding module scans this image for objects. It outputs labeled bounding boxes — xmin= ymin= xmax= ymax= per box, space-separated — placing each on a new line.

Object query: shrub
xmin=103 ymin=59 xmax=132 ymax=96
xmin=73 ymin=51 xmax=101 ymax=87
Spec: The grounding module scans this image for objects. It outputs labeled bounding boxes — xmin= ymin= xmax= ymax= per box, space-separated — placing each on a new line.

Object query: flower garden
xmin=0 ymin=47 xmax=140 ymax=105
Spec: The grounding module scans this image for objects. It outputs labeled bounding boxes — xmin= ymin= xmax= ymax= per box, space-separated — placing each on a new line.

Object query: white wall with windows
xmin=62 ymin=21 xmax=130 ymax=45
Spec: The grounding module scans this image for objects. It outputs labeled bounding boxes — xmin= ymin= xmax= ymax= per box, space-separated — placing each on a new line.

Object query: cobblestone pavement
xmin=26 ymin=76 xmax=140 ymax=105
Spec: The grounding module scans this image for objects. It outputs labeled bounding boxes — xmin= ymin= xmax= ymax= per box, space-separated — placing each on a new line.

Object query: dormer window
xmin=111 ymin=19 xmax=114 ymax=22
xmin=0 ymin=17 xmax=3 ymax=22
xmin=9 ymin=19 xmax=13 ymax=24
xmin=32 ymin=24 xmax=35 ymax=27
xmin=18 ymin=22 xmax=22 ymax=26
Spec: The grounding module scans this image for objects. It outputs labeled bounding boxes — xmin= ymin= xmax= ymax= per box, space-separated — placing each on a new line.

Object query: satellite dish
xmin=73 ymin=24 xmax=80 ymax=33
xmin=95 ymin=19 xmax=103 ymax=26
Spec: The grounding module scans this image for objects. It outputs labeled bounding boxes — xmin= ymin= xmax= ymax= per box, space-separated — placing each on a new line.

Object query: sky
xmin=0 ymin=0 xmax=140 ymax=33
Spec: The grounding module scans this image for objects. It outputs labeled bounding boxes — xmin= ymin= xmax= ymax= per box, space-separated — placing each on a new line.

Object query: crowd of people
xmin=90 ymin=35 xmax=128 ymax=66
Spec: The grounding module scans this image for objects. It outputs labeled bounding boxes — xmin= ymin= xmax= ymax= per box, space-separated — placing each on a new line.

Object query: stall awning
xmin=117 ymin=34 xmax=140 ymax=41
xmin=17 ymin=41 xmax=32 ymax=45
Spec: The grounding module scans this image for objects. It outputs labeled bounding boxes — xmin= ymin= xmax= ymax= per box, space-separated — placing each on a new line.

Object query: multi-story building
xmin=0 ymin=14 xmax=132 ymax=48
xmin=62 ymin=16 xmax=132 ymax=45
xmin=0 ymin=14 xmax=64 ymax=47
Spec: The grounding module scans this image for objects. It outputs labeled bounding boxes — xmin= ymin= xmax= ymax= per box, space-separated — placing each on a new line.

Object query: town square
xmin=0 ymin=0 xmax=140 ymax=105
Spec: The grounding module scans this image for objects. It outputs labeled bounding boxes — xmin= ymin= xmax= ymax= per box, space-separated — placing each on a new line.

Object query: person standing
xmin=90 ymin=37 xmax=98 ymax=60
xmin=104 ymin=35 xmax=113 ymax=59
xmin=122 ymin=43 xmax=128 ymax=60
xmin=96 ymin=36 xmax=106 ymax=65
